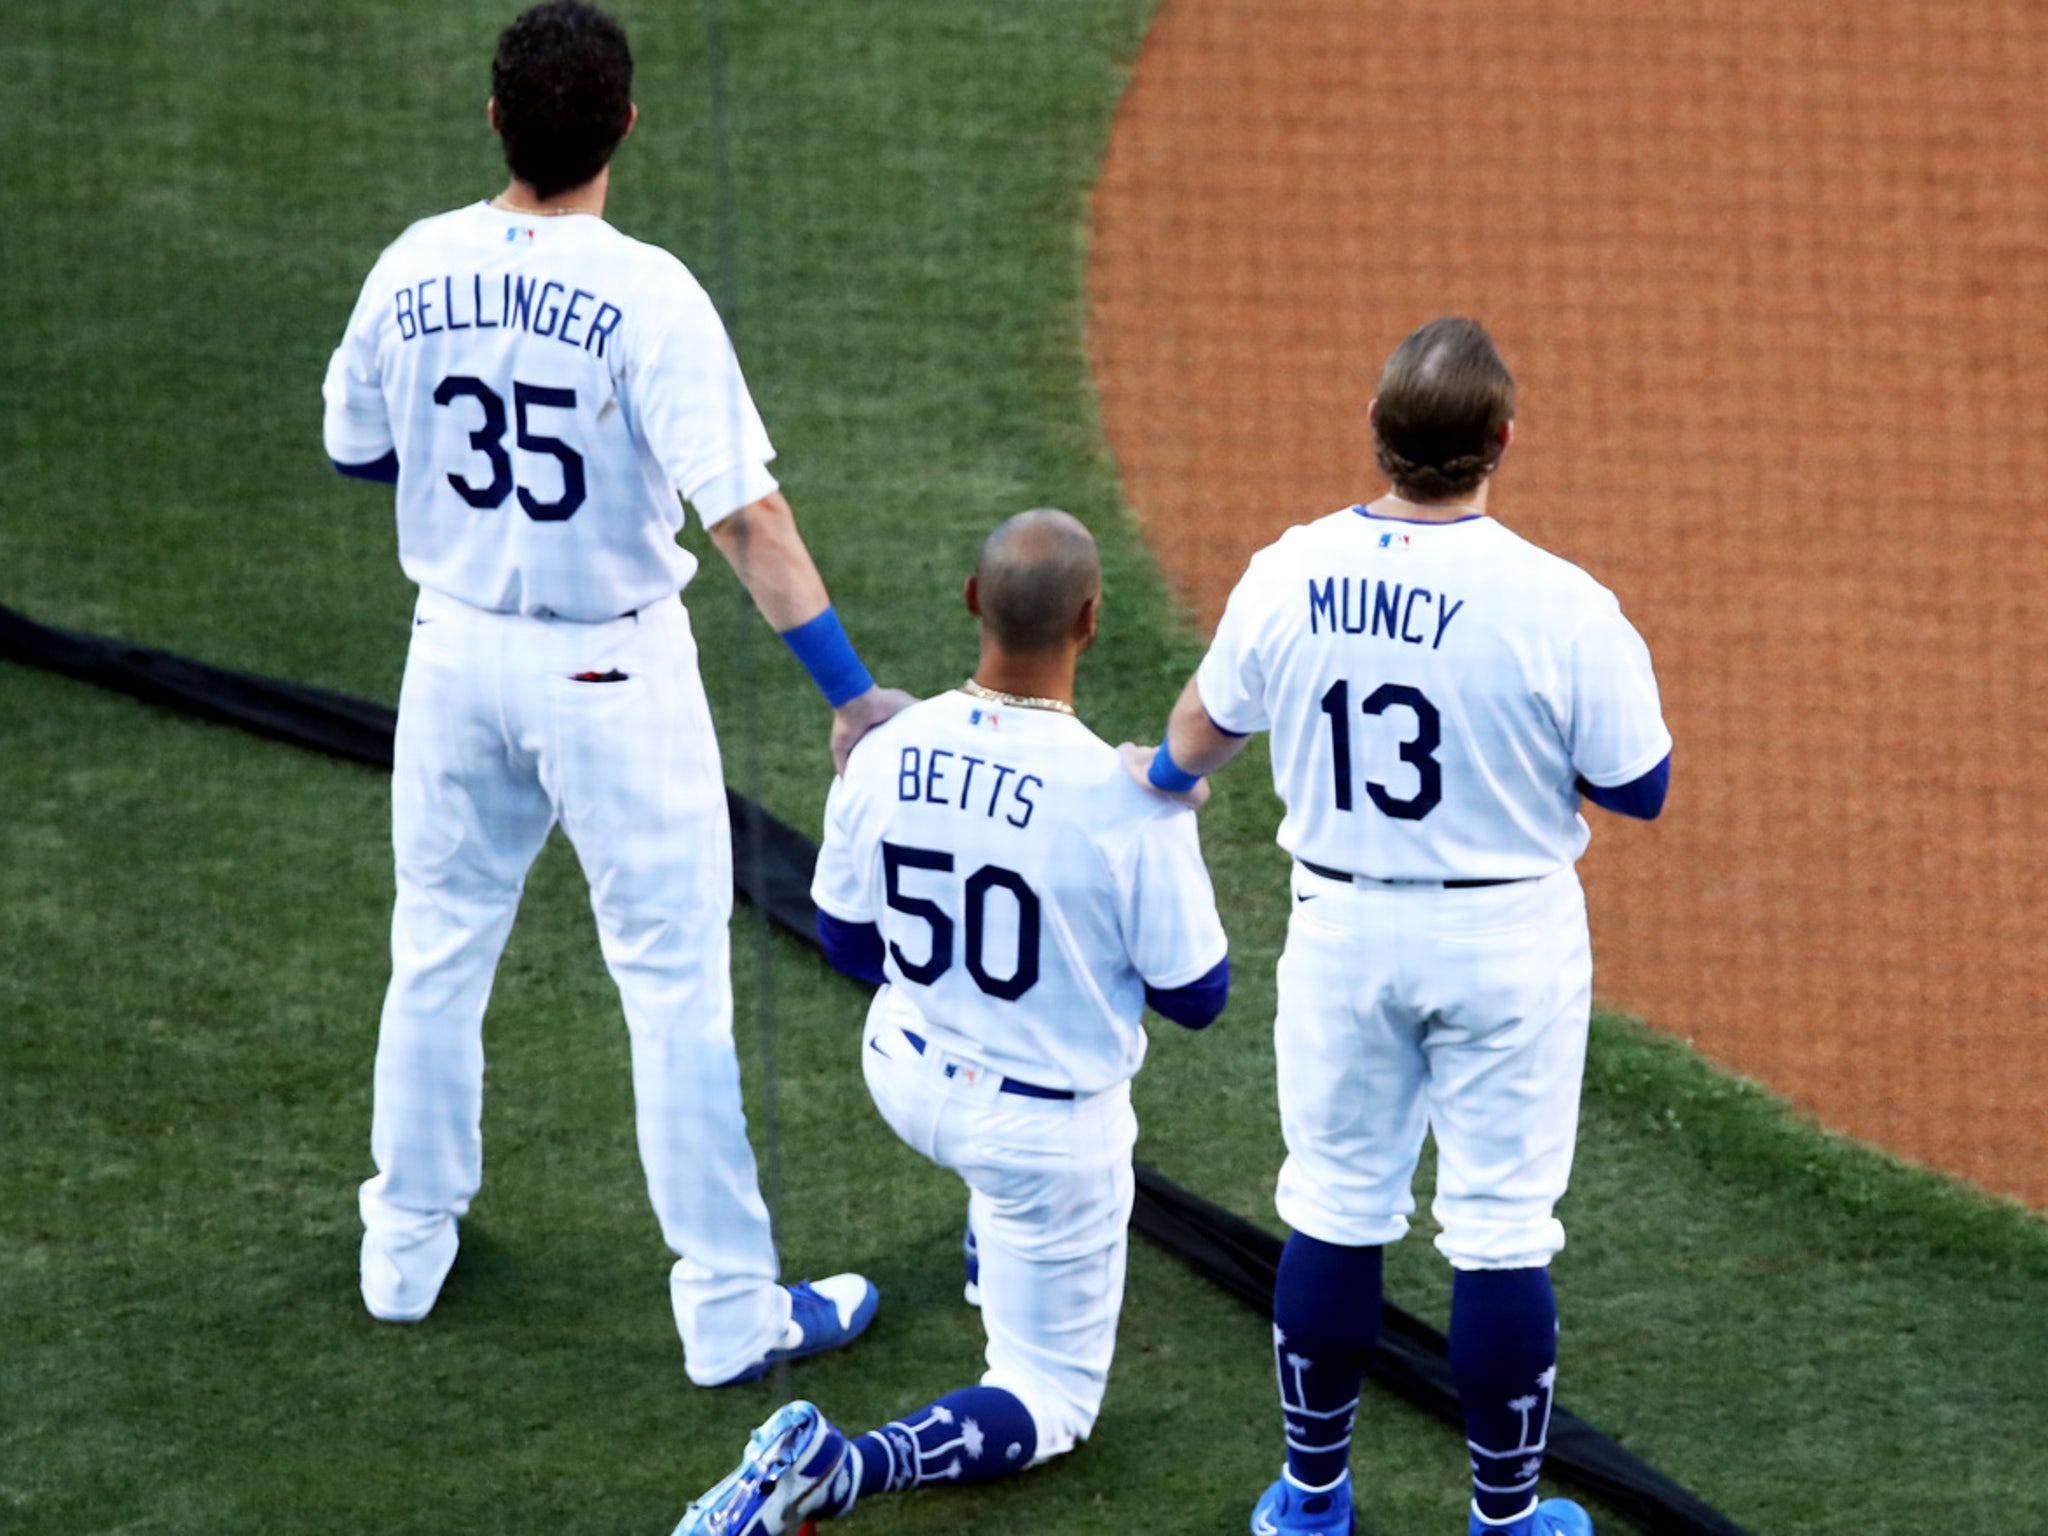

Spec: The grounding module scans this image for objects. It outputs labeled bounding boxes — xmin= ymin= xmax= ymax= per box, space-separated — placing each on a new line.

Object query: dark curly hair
xmin=492 ymin=1 xmax=634 ymax=200
xmin=1371 ymin=317 xmax=1516 ymax=501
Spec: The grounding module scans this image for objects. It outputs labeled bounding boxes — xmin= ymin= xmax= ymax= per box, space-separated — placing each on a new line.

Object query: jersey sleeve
xmin=321 ymin=264 xmax=396 ymax=468
xmin=1116 ymin=804 xmax=1230 ymax=990
xmin=624 ymin=264 xmax=779 ymax=526
xmin=1565 ymin=595 xmax=1673 ymax=788
xmin=1192 ymin=550 xmax=1277 ymax=735
xmin=810 ymin=772 xmax=876 ymax=923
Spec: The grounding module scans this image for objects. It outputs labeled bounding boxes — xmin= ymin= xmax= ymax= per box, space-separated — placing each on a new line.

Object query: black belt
xmin=1297 ymin=858 xmax=1527 ymax=891
xmin=900 ymin=1029 xmax=1075 ymax=1101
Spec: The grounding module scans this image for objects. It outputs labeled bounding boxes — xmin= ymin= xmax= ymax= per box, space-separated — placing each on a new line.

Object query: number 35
xmin=432 ymin=374 xmax=587 ymax=522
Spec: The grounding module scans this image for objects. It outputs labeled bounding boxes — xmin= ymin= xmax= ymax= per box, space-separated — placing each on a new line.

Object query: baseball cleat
xmin=673 ymin=1400 xmax=853 ymax=1536
xmin=1250 ymin=1469 xmax=1356 ymax=1534
xmin=1467 ymin=1498 xmax=1593 ymax=1536
xmin=962 ymin=1223 xmax=982 ymax=1308
xmin=719 ymin=1275 xmax=880 ymax=1385
xmin=360 ymin=1214 xmax=458 ymax=1323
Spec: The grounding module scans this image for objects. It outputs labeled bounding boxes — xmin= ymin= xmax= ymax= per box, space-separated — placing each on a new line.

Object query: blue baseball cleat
xmin=1250 ymin=1469 xmax=1356 ymax=1534
xmin=673 ymin=1400 xmax=853 ymax=1536
xmin=963 ymin=1223 xmax=982 ymax=1307
xmin=718 ymin=1275 xmax=879 ymax=1386
xmin=1468 ymin=1498 xmax=1594 ymax=1536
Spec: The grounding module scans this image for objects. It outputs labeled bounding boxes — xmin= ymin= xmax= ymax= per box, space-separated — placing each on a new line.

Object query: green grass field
xmin=4 ymin=3 xmax=2045 ymax=1533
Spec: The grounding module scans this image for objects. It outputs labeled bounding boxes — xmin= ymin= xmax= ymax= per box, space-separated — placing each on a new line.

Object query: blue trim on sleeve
xmin=1203 ymin=709 xmax=1249 ymax=740
xmin=1578 ymin=752 xmax=1670 ymax=821
xmin=816 ymin=911 xmax=887 ymax=987
xmin=334 ymin=450 xmax=399 ymax=485
xmin=1146 ymin=956 xmax=1230 ymax=1030
xmin=779 ymin=606 xmax=875 ymax=708
xmin=1148 ymin=741 xmax=1204 ymax=794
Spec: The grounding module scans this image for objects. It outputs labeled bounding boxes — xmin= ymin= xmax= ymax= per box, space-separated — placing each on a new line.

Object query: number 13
xmin=1318 ymin=679 xmax=1443 ymax=820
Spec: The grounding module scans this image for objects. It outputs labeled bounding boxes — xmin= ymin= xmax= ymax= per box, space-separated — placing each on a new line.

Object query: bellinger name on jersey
xmin=1307 ymin=576 xmax=1464 ymax=650
xmin=897 ymin=745 xmax=1041 ymax=830
xmin=392 ymin=271 xmax=625 ymax=357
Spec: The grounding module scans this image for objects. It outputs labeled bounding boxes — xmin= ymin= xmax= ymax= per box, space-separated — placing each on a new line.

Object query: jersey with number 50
xmin=322 ymin=202 xmax=776 ymax=621
xmin=813 ymin=691 xmax=1230 ymax=1096
xmin=1196 ymin=507 xmax=1671 ymax=881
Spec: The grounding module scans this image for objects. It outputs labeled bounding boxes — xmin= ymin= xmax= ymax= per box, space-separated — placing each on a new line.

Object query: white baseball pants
xmin=1272 ymin=863 xmax=1593 ymax=1270
xmin=361 ymin=587 xmax=788 ymax=1384
xmin=859 ymin=987 xmax=1137 ymax=1461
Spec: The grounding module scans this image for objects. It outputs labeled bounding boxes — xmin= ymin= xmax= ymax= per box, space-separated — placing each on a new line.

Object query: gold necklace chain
xmin=959 ymin=677 xmax=1075 ymax=716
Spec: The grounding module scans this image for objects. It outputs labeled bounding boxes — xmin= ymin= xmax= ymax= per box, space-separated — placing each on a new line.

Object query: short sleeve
xmin=1193 ymin=553 xmax=1277 ymax=735
xmin=321 ymin=267 xmax=395 ymax=467
xmin=810 ymin=772 xmax=876 ymax=923
xmin=1117 ymin=805 xmax=1229 ymax=990
xmin=623 ymin=265 xmax=778 ymax=526
xmin=1566 ymin=596 xmax=1673 ymax=787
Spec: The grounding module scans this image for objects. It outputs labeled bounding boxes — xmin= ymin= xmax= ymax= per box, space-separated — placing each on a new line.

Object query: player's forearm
xmin=1165 ymin=675 xmax=1250 ymax=777
xmin=707 ymin=491 xmax=832 ymax=631
xmin=708 ymin=490 xmax=916 ymax=766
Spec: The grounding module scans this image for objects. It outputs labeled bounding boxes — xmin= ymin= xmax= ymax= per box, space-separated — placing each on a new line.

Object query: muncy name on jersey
xmin=1307 ymin=576 xmax=1465 ymax=650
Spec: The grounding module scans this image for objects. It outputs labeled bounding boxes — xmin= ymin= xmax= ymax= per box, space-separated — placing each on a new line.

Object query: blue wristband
xmin=779 ymin=606 xmax=875 ymax=707
xmin=1148 ymin=741 xmax=1203 ymax=794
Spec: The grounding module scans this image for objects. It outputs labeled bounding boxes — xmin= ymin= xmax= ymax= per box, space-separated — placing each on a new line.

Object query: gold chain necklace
xmin=959 ymin=677 xmax=1075 ymax=716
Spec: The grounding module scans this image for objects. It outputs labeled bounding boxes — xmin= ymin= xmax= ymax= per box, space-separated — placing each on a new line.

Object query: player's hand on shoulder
xmin=831 ymin=685 xmax=919 ymax=775
xmin=1118 ymin=741 xmax=1211 ymax=811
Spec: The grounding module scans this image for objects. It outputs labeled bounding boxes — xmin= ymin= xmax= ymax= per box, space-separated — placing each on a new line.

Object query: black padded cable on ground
xmin=0 ymin=601 xmax=1750 ymax=1536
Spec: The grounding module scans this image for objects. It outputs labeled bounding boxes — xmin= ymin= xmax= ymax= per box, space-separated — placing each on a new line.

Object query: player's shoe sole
xmin=672 ymin=1400 xmax=851 ymax=1536
xmin=360 ymin=1214 xmax=458 ymax=1323
xmin=1466 ymin=1498 xmax=1594 ymax=1536
xmin=717 ymin=1275 xmax=879 ymax=1385
xmin=1250 ymin=1470 xmax=1355 ymax=1534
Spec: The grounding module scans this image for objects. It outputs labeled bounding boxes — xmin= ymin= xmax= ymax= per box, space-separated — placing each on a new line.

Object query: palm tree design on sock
xmin=1472 ymin=1365 xmax=1558 ymax=1502
xmin=874 ymin=1403 xmax=988 ymax=1491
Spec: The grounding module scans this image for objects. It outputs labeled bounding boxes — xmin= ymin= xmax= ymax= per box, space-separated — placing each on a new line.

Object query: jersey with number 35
xmin=1197 ymin=508 xmax=1671 ymax=881
xmin=322 ymin=202 xmax=777 ymax=621
xmin=813 ymin=692 xmax=1230 ymax=1096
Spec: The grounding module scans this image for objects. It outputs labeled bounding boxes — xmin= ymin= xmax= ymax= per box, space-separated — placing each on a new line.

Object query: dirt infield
xmin=1087 ymin=1 xmax=2048 ymax=1209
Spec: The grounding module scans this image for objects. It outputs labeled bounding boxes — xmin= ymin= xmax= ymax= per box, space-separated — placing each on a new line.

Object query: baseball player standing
xmin=1137 ymin=319 xmax=1671 ymax=1536
xmin=672 ymin=509 xmax=1232 ymax=1535
xmin=320 ymin=0 xmax=908 ymax=1386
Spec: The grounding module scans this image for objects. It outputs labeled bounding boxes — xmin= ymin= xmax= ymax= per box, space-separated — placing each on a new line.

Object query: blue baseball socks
xmin=1448 ymin=1266 xmax=1560 ymax=1527
xmin=1272 ymin=1232 xmax=1385 ymax=1494
xmin=813 ymin=1385 xmax=1037 ymax=1520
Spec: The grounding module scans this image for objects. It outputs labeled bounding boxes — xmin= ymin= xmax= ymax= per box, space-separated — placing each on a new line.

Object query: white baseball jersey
xmin=812 ymin=691 xmax=1229 ymax=1096
xmin=322 ymin=201 xmax=777 ymax=621
xmin=1196 ymin=508 xmax=1671 ymax=880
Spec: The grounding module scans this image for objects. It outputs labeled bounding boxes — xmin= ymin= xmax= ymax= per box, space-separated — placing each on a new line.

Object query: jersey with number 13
xmin=1196 ymin=508 xmax=1671 ymax=882
xmin=322 ymin=202 xmax=776 ymax=621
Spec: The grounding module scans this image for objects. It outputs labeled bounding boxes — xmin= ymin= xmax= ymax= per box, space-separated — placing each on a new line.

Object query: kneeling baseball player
xmin=673 ymin=509 xmax=1232 ymax=1535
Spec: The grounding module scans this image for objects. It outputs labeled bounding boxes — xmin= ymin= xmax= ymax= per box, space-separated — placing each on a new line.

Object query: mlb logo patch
xmin=505 ymin=226 xmax=536 ymax=243
xmin=969 ymin=708 xmax=1000 ymax=729
xmin=1378 ymin=531 xmax=1410 ymax=550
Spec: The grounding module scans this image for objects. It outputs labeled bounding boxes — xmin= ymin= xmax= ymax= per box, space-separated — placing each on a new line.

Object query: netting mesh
xmin=1088 ymin=0 xmax=2048 ymax=1207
